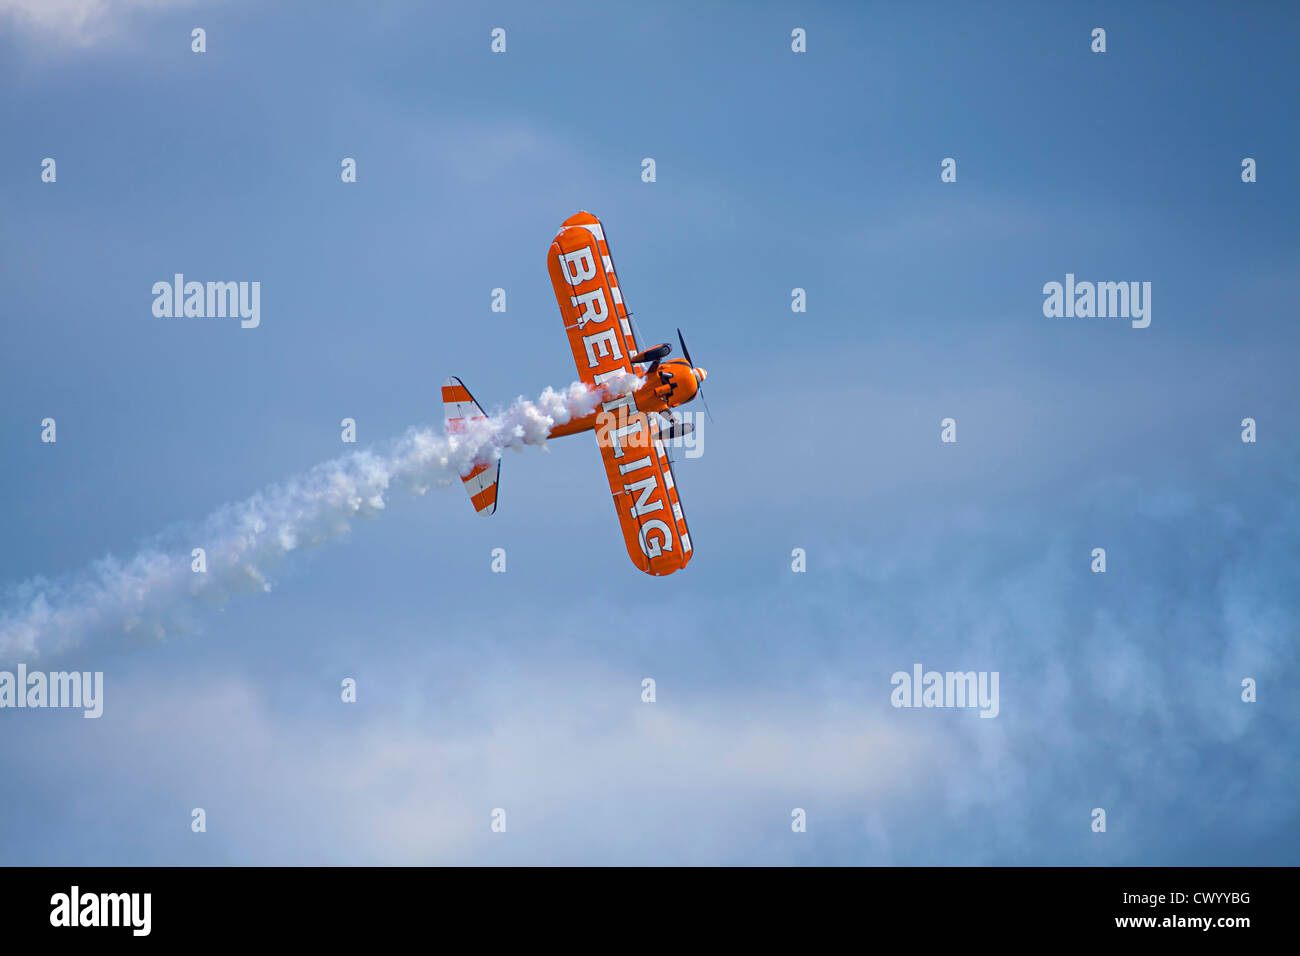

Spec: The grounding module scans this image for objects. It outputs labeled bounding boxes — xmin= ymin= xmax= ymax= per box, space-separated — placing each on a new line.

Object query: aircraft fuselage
xmin=547 ymin=359 xmax=707 ymax=438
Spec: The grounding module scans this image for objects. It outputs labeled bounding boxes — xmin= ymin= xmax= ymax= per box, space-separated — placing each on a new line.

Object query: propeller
xmin=677 ymin=328 xmax=712 ymax=423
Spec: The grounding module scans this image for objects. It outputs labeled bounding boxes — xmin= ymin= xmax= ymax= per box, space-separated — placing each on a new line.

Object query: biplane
xmin=442 ymin=211 xmax=710 ymax=576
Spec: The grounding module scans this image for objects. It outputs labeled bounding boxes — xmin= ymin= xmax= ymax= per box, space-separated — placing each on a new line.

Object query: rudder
xmin=442 ymin=376 xmax=500 ymax=516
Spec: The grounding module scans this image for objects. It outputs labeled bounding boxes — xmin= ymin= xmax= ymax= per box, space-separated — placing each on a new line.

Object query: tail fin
xmin=442 ymin=376 xmax=500 ymax=516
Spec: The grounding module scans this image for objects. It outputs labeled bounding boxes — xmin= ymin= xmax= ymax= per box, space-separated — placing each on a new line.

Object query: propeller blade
xmin=677 ymin=327 xmax=712 ymax=422
xmin=676 ymin=328 xmax=693 ymax=368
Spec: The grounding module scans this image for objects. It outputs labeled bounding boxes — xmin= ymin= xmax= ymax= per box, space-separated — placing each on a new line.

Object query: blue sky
xmin=0 ymin=0 xmax=1297 ymax=864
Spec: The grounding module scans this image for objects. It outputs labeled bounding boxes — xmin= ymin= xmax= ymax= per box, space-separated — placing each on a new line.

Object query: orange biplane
xmin=442 ymin=211 xmax=710 ymax=576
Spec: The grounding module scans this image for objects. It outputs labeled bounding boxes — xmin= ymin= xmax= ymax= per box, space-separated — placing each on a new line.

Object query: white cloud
xmin=0 ymin=0 xmax=195 ymax=47
xmin=1 ymin=669 xmax=935 ymax=864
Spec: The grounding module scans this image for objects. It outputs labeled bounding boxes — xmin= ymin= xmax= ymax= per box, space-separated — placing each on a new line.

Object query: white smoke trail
xmin=0 ymin=374 xmax=641 ymax=662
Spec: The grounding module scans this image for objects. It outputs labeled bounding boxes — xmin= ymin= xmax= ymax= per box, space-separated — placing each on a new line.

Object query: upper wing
xmin=547 ymin=212 xmax=693 ymax=576
xmin=546 ymin=210 xmax=640 ymax=386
